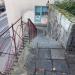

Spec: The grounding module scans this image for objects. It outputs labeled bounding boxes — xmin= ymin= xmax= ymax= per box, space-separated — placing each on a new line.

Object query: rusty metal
xmin=0 ymin=17 xmax=37 ymax=74
xmin=28 ymin=18 xmax=37 ymax=43
xmin=0 ymin=18 xmax=21 ymax=38
xmin=0 ymin=17 xmax=24 ymax=74
xmin=12 ymin=25 xmax=17 ymax=54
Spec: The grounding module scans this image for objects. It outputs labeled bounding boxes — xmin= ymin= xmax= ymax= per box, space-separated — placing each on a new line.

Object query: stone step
xmin=23 ymin=35 xmax=29 ymax=37
xmin=20 ymin=47 xmax=24 ymax=50
xmin=23 ymin=42 xmax=26 ymax=44
xmin=23 ymin=43 xmax=26 ymax=44
xmin=24 ymin=35 xmax=29 ymax=37
xmin=10 ymin=68 xmax=14 ymax=71
xmin=23 ymin=38 xmax=29 ymax=40
xmin=23 ymin=40 xmax=28 ymax=42
xmin=23 ymin=39 xmax=29 ymax=41
xmin=19 ymin=50 xmax=22 ymax=53
xmin=23 ymin=38 xmax=29 ymax=41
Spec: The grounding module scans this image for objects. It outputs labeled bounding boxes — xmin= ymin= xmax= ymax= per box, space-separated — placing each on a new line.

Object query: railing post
xmin=21 ymin=16 xmax=24 ymax=48
xmin=12 ymin=25 xmax=17 ymax=60
xmin=21 ymin=16 xmax=23 ymax=37
xmin=28 ymin=19 xmax=30 ymax=44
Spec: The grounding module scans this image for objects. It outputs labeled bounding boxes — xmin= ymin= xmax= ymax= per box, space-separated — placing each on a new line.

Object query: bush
xmin=55 ymin=0 xmax=75 ymax=15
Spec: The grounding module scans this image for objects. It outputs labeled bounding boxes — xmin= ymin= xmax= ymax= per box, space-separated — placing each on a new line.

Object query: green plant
xmin=55 ymin=0 xmax=75 ymax=15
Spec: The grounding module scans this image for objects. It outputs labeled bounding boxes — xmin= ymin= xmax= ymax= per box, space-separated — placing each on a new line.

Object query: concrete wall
xmin=48 ymin=5 xmax=75 ymax=48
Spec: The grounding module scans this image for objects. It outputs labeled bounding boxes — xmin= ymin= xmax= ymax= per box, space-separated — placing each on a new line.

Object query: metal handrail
xmin=28 ymin=19 xmax=37 ymax=43
xmin=0 ymin=17 xmax=21 ymax=37
xmin=0 ymin=17 xmax=24 ymax=74
xmin=0 ymin=16 xmax=37 ymax=74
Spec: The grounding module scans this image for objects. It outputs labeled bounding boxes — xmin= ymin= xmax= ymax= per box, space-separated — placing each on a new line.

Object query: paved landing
xmin=10 ymin=28 xmax=75 ymax=75
xmin=25 ymin=33 xmax=69 ymax=75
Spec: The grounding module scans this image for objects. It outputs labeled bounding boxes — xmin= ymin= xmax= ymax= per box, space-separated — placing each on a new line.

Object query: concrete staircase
xmin=23 ymin=34 xmax=29 ymax=47
xmin=10 ymin=33 xmax=29 ymax=75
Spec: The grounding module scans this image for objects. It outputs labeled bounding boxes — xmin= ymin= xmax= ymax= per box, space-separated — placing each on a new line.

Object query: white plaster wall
xmin=4 ymin=0 xmax=50 ymax=25
xmin=4 ymin=1 xmax=19 ymax=25
xmin=33 ymin=0 xmax=49 ymax=6
xmin=48 ymin=5 xmax=74 ymax=48
xmin=4 ymin=0 xmax=64 ymax=25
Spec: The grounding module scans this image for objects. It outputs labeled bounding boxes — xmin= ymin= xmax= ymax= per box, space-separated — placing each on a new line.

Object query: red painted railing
xmin=28 ymin=19 xmax=37 ymax=43
xmin=0 ymin=17 xmax=37 ymax=75
xmin=0 ymin=17 xmax=24 ymax=75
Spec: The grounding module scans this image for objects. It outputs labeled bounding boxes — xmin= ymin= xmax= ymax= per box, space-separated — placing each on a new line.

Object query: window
xmin=35 ymin=6 xmax=48 ymax=16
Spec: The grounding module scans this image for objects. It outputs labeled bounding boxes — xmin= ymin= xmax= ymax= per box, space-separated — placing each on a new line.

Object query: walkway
xmin=10 ymin=28 xmax=70 ymax=75
xmin=27 ymin=29 xmax=69 ymax=75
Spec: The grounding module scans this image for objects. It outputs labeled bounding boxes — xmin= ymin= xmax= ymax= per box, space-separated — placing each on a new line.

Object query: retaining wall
xmin=48 ymin=4 xmax=75 ymax=50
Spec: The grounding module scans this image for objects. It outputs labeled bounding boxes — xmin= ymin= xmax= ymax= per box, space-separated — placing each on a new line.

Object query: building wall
xmin=4 ymin=0 xmax=49 ymax=25
xmin=4 ymin=0 xmax=65 ymax=25
xmin=48 ymin=5 xmax=75 ymax=48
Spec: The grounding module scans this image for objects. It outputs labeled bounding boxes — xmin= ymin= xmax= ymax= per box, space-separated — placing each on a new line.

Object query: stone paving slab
xmin=54 ymin=72 xmax=68 ymax=75
xmin=36 ymin=59 xmax=52 ymax=71
xmin=51 ymin=49 xmax=65 ymax=59
xmin=36 ymin=71 xmax=44 ymax=75
xmin=69 ymin=64 xmax=75 ymax=75
xmin=38 ymin=48 xmax=51 ymax=59
xmin=46 ymin=72 xmax=68 ymax=75
xmin=52 ymin=59 xmax=69 ymax=73
xmin=31 ymin=36 xmax=62 ymax=48
xmin=69 ymin=64 xmax=75 ymax=71
xmin=35 ymin=70 xmax=67 ymax=75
